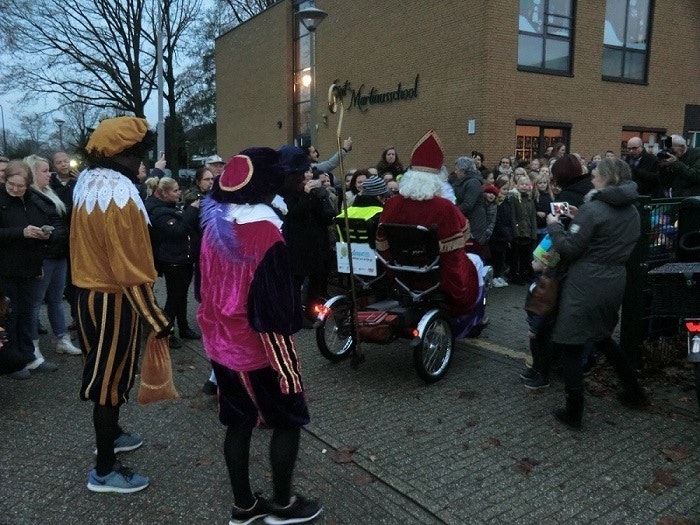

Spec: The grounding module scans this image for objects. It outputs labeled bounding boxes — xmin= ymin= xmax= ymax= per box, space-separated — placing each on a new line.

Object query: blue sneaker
xmin=114 ymin=432 xmax=143 ymax=453
xmin=93 ymin=431 xmax=144 ymax=455
xmin=87 ymin=463 xmax=149 ymax=493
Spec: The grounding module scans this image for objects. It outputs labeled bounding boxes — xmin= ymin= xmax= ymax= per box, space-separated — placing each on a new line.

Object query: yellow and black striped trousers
xmin=76 ymin=289 xmax=142 ymax=407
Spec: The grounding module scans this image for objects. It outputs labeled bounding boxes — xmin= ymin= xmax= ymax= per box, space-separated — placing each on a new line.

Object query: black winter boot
xmin=553 ymin=389 xmax=583 ymax=430
xmin=617 ymin=388 xmax=650 ymax=409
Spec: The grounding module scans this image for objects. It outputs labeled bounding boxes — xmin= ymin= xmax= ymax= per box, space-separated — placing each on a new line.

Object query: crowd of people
xmin=1 ymin=122 xmax=699 ymax=524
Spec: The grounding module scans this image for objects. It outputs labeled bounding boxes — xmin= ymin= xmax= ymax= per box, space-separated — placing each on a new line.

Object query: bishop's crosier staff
xmin=327 ymin=82 xmax=364 ymax=367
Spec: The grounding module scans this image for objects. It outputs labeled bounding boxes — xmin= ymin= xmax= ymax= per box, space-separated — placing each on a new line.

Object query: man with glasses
xmin=625 ymin=137 xmax=661 ymax=197
xmin=659 ymin=134 xmax=700 ymax=198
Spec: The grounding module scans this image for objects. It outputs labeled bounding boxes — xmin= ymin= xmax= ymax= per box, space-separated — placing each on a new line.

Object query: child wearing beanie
xmin=521 ymin=235 xmax=561 ymax=390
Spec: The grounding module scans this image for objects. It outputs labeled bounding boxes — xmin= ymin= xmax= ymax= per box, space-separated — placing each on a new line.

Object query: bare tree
xmin=218 ymin=0 xmax=279 ymax=26
xmin=1 ymin=0 xmax=155 ymax=117
xmin=62 ymin=101 xmax=109 ymax=151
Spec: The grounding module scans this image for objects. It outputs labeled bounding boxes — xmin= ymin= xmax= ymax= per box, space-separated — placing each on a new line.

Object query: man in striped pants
xmin=70 ymin=117 xmax=172 ymax=494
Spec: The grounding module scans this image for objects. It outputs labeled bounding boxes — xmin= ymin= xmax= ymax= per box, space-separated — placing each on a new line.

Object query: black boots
xmin=553 ymin=389 xmax=584 ymax=431
xmin=617 ymin=389 xmax=650 ymax=409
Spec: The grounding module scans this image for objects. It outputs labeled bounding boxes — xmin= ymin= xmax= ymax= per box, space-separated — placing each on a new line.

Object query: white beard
xmin=399 ymin=169 xmax=443 ymax=201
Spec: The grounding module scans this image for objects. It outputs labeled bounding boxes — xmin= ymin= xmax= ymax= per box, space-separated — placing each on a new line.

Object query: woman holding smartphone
xmin=546 ymin=157 xmax=648 ymax=430
xmin=0 ymin=160 xmax=58 ymax=379
xmin=25 ymin=155 xmax=82 ymax=358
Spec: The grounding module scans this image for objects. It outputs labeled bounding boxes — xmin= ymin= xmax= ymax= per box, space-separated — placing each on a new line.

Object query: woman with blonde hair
xmin=533 ymin=172 xmax=554 ymax=241
xmin=145 ymin=177 xmax=201 ymax=348
xmin=144 ymin=176 xmax=159 ymax=198
xmin=25 ymin=154 xmax=81 ymax=358
xmin=508 ymin=170 xmax=537 ymax=283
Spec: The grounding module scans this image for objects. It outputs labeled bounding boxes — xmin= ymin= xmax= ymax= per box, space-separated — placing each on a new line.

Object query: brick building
xmin=215 ymin=0 xmax=700 ymax=171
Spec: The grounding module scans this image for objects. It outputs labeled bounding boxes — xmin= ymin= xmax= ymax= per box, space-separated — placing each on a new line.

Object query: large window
xmin=518 ymin=0 xmax=575 ymax=75
xmin=621 ymin=128 xmax=666 ymax=156
xmin=515 ymin=122 xmax=571 ymax=162
xmin=602 ymin=0 xmax=653 ymax=83
xmin=293 ymin=0 xmax=313 ymax=147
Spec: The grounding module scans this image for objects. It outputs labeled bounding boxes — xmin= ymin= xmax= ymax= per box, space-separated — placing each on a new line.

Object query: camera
xmin=657 ymin=136 xmax=674 ymax=160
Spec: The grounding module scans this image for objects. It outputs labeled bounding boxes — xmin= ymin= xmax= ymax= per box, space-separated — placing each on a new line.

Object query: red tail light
xmin=313 ymin=304 xmax=329 ymax=317
xmin=412 ymin=329 xmax=419 ymax=338
xmin=685 ymin=320 xmax=700 ymax=333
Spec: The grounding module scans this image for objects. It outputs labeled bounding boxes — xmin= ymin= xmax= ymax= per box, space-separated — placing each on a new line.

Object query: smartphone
xmin=550 ymin=202 xmax=570 ymax=215
xmin=41 ymin=225 xmax=55 ymax=233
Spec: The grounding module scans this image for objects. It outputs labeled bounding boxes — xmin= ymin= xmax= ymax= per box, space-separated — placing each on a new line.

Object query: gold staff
xmin=327 ymin=82 xmax=364 ymax=367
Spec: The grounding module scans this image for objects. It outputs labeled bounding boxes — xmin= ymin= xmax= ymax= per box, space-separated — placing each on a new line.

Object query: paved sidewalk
xmin=0 ymin=280 xmax=698 ymax=524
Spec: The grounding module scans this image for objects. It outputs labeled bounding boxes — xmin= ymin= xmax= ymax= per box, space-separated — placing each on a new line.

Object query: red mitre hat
xmin=410 ymin=130 xmax=444 ymax=174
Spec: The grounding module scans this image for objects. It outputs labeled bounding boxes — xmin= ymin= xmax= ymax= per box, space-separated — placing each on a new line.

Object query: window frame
xmin=601 ymin=0 xmax=655 ymax=84
xmin=517 ymin=0 xmax=577 ymax=76
xmin=292 ymin=0 xmax=313 ymax=147
xmin=621 ymin=126 xmax=667 ymax=156
xmin=515 ymin=119 xmax=572 ymax=161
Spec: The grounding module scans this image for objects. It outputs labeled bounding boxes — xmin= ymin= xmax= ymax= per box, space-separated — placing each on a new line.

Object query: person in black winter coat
xmin=0 ymin=161 xmax=55 ymax=378
xmin=278 ymin=145 xmax=337 ymax=321
xmin=550 ymin=154 xmax=593 ymax=208
xmin=145 ymin=177 xmax=201 ymax=344
xmin=488 ymin=176 xmax=514 ymax=286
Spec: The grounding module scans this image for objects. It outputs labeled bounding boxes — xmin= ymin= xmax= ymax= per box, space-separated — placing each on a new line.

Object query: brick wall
xmin=216 ymin=0 xmax=700 ymax=172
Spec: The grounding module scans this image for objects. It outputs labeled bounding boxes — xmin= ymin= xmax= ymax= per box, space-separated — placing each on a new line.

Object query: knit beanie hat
xmin=277 ymin=145 xmax=311 ymax=175
xmin=532 ymin=234 xmax=560 ymax=268
xmin=361 ymin=175 xmax=388 ymax=196
xmin=482 ymin=184 xmax=500 ymax=196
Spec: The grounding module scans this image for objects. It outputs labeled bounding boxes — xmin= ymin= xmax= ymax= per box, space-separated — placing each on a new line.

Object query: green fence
xmin=620 ymin=197 xmax=684 ymax=367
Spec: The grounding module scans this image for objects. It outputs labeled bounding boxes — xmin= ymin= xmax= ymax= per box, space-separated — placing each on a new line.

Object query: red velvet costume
xmin=375 ymin=130 xmax=479 ymax=315
xmin=377 ymin=195 xmax=478 ymax=315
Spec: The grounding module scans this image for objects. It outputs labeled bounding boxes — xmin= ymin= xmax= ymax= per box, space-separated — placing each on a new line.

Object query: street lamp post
xmin=54 ymin=118 xmax=65 ymax=150
xmin=0 ymin=104 xmax=7 ymax=154
xmin=296 ymin=5 xmax=327 ymax=147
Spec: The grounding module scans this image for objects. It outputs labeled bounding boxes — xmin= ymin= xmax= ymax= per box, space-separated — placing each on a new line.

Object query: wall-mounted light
xmin=296 ymin=6 xmax=327 ymax=33
xmin=277 ymin=121 xmax=283 ymax=129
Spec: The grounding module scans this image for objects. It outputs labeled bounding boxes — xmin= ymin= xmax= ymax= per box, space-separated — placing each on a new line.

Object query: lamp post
xmin=0 ymin=104 xmax=7 ymax=154
xmin=296 ymin=4 xmax=327 ymax=147
xmin=54 ymin=118 xmax=65 ymax=150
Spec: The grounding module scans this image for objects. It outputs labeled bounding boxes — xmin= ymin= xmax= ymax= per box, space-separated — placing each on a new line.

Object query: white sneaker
xmin=56 ymin=335 xmax=82 ymax=355
xmin=492 ymin=277 xmax=508 ymax=288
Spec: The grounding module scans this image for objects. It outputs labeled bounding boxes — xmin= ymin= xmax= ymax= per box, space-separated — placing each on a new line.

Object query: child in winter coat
xmin=533 ymin=172 xmax=554 ymax=242
xmin=521 ymin=235 xmax=561 ymax=389
xmin=488 ymin=176 xmax=514 ymax=287
xmin=508 ymin=171 xmax=537 ymax=284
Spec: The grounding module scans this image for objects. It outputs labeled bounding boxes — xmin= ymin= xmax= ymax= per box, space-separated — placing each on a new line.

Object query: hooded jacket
xmin=145 ymin=195 xmax=200 ymax=267
xmin=547 ymin=180 xmax=640 ymax=344
xmin=452 ymin=171 xmax=489 ymax=243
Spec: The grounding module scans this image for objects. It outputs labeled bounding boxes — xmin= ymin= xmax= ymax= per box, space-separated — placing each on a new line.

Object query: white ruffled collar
xmin=72 ymin=168 xmax=149 ymax=223
xmin=224 ymin=203 xmax=283 ymax=231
